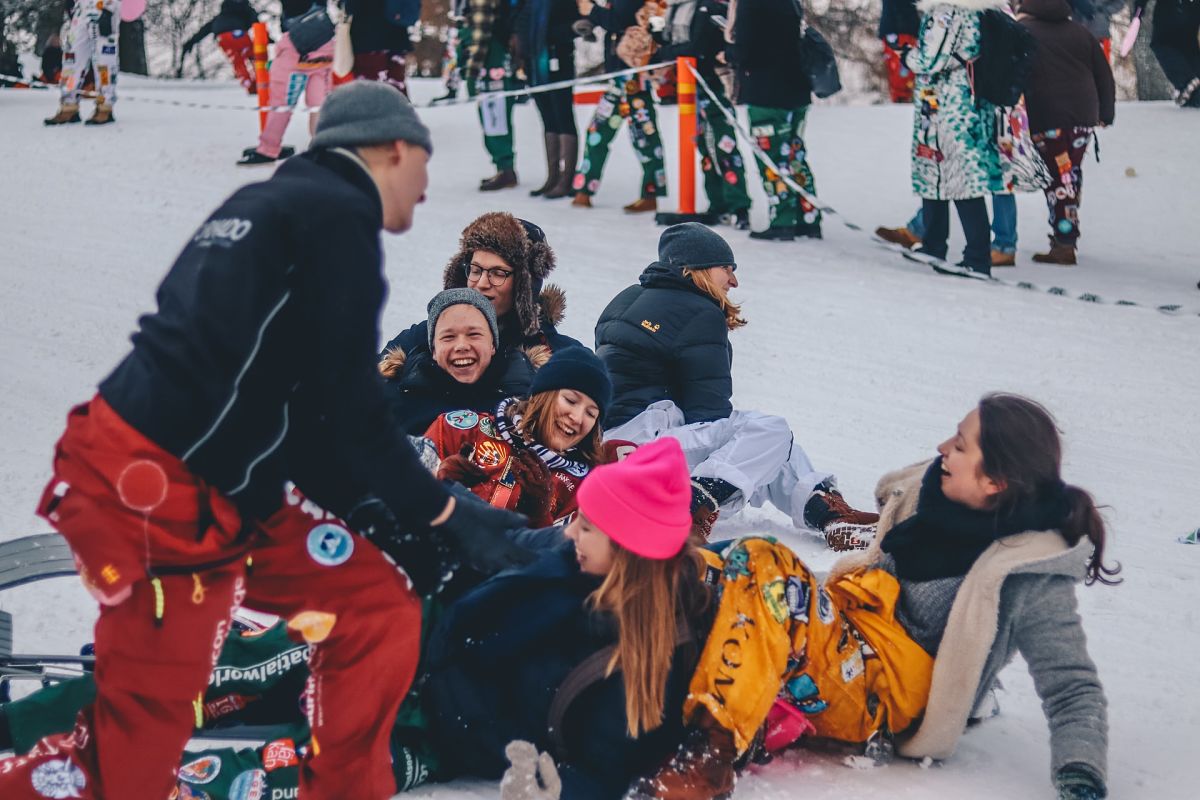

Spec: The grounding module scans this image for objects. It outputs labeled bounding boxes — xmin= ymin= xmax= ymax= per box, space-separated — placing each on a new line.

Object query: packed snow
xmin=1 ymin=76 xmax=1197 ymax=798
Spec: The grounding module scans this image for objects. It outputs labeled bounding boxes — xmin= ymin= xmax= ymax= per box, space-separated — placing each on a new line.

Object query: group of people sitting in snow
xmin=1 ymin=206 xmax=1118 ymax=800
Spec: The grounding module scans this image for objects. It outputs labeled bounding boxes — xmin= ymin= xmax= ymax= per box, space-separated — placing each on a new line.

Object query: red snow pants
xmin=882 ymin=34 xmax=917 ymax=104
xmin=0 ymin=396 xmax=421 ymax=800
xmin=218 ymin=31 xmax=256 ymax=93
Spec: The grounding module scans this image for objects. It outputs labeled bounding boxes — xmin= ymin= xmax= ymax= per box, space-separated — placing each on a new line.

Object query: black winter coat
xmin=385 ymin=349 xmax=535 ymax=434
xmin=515 ymin=0 xmax=580 ymax=85
xmin=595 ymin=262 xmax=733 ymax=428
xmin=1018 ymin=0 xmax=1116 ymax=132
xmin=181 ymin=0 xmax=259 ymax=54
xmin=878 ymin=0 xmax=920 ymax=39
xmin=98 ymin=150 xmax=448 ymax=525
xmin=424 ymin=533 xmax=712 ymax=800
xmin=652 ymin=0 xmax=729 ymax=86
xmin=344 ymin=0 xmax=412 ymax=55
xmin=728 ymin=0 xmax=811 ymax=108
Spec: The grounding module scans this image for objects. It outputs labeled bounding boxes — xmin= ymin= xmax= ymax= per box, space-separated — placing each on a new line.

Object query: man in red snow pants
xmin=0 ymin=82 xmax=530 ymax=800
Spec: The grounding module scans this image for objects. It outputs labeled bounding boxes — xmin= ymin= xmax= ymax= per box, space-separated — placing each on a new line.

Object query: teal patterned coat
xmin=906 ymin=0 xmax=1007 ymax=200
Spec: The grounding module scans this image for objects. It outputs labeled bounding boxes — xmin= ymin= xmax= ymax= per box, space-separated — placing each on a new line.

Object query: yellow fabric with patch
xmin=685 ymin=538 xmax=932 ymax=752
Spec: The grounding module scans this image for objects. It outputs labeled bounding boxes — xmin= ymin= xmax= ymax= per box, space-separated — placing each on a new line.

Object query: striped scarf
xmin=494 ymin=397 xmax=591 ymax=479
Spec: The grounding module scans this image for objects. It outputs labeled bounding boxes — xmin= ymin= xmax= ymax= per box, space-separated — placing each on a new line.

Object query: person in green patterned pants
xmin=460 ymin=0 xmax=523 ymax=192
xmin=571 ymin=77 xmax=667 ymax=211
xmin=697 ymin=87 xmax=752 ymax=224
xmin=747 ymin=105 xmax=822 ymax=237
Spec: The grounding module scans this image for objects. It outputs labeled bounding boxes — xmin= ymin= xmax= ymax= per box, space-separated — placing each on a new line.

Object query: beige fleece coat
xmin=828 ymin=461 xmax=1108 ymax=785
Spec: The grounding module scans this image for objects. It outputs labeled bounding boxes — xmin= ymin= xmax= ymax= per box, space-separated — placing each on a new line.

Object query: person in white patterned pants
xmin=45 ymin=0 xmax=121 ymax=126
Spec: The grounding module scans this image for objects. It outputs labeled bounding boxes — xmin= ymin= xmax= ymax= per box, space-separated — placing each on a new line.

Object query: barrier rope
xmin=684 ymin=63 xmax=1200 ymax=318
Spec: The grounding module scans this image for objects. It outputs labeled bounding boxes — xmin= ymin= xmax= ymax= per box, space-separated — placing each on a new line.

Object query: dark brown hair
xmin=977 ymin=393 xmax=1121 ymax=585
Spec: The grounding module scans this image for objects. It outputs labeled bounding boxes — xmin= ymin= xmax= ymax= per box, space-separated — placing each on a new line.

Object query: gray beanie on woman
xmin=427 ymin=288 xmax=499 ymax=348
xmin=657 ymin=222 xmax=737 ymax=271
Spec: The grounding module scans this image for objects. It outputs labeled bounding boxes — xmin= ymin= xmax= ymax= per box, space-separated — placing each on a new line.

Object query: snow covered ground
xmin=1 ymin=77 xmax=1198 ymax=798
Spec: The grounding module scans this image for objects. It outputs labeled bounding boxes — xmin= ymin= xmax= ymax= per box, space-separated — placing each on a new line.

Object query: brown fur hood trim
xmin=378 ymin=345 xmax=407 ymax=379
xmin=442 ymin=212 xmax=558 ymax=339
xmin=538 ymin=283 xmax=566 ymax=328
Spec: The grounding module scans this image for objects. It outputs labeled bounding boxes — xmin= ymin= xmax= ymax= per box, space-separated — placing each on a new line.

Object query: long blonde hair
xmin=589 ymin=544 xmax=704 ymax=737
xmin=683 ymin=268 xmax=746 ymax=330
xmin=514 ymin=390 xmax=608 ymax=465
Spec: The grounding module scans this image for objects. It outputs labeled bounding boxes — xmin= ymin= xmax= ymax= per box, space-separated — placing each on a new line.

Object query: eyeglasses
xmin=466 ymin=263 xmax=514 ymax=286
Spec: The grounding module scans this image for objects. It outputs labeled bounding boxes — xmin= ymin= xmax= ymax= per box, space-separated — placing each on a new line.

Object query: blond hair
xmin=589 ymin=545 xmax=705 ymax=737
xmin=683 ymin=268 xmax=746 ymax=330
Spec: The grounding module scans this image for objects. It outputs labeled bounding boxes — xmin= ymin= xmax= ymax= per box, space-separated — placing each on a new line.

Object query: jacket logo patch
xmin=228 ymin=768 xmax=267 ymax=800
xmin=192 ymin=217 xmax=253 ymax=248
xmin=640 ymin=320 xmax=660 ymax=333
xmin=179 ymin=755 xmax=222 ymax=784
xmin=305 ymin=524 xmax=354 ymax=567
xmin=30 ymin=758 xmax=87 ymax=798
xmin=446 ymin=410 xmax=479 ymax=430
xmin=473 ymin=440 xmax=504 ymax=468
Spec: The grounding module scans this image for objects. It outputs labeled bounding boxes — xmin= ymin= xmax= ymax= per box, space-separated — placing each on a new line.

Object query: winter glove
xmin=501 ymin=740 xmax=562 ymax=800
xmin=346 ymin=495 xmax=454 ymax=597
xmin=437 ymin=444 xmax=489 ymax=487
xmin=512 ymin=450 xmax=554 ymax=527
xmin=435 ymin=482 xmax=535 ymax=574
xmin=1056 ymin=766 xmax=1106 ymax=800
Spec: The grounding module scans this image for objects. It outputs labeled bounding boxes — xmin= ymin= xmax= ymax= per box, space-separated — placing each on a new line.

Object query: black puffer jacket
xmin=594 ymin=262 xmax=733 ymax=428
xmin=386 ymin=349 xmax=535 ymax=434
xmin=1018 ymin=0 xmax=1115 ymax=132
xmin=424 ymin=534 xmax=713 ymax=800
xmin=728 ymin=0 xmax=810 ymax=108
xmin=344 ymin=0 xmax=412 ymax=55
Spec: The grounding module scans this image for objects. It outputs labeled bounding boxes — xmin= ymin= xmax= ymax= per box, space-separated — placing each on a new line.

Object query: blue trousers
xmin=907 ymin=193 xmax=1016 ymax=254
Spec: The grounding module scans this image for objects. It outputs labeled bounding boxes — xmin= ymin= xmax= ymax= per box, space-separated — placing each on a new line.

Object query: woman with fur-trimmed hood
xmin=380 ymin=212 xmax=582 ymax=383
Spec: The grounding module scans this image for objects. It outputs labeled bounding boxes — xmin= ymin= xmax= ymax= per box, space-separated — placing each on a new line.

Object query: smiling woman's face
xmin=563 ymin=513 xmax=615 ymax=576
xmin=936 ymin=408 xmax=1003 ymax=510
xmin=540 ymin=389 xmax=600 ymax=452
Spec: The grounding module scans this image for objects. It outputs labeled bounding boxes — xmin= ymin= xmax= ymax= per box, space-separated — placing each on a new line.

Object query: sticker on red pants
xmin=229 ymin=768 xmax=267 ymax=800
xmin=30 ymin=758 xmax=87 ymax=799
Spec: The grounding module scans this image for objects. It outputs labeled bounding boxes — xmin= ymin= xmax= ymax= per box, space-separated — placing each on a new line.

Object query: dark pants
xmin=1033 ymin=127 xmax=1091 ymax=247
xmin=533 ymin=87 xmax=576 ymax=135
xmin=920 ymin=197 xmax=990 ymax=273
xmin=1151 ymin=0 xmax=1200 ymax=94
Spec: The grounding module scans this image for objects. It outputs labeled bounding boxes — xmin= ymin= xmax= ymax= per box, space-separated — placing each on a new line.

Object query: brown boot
xmin=571 ymin=192 xmax=593 ymax=208
xmin=627 ymin=710 xmax=737 ymax=800
xmin=85 ymin=102 xmax=114 ymax=126
xmin=875 ymin=225 xmax=921 ymax=249
xmin=823 ymin=521 xmax=877 ymax=552
xmin=624 ymin=196 xmax=657 ymax=214
xmin=543 ymin=133 xmax=578 ymax=199
xmin=479 ymin=169 xmax=518 ymax=192
xmin=1032 ymin=238 xmax=1077 ymax=265
xmin=529 ymin=134 xmax=561 ymax=197
xmin=991 ymin=250 xmax=1016 ymax=267
xmin=44 ymin=103 xmax=81 ymax=126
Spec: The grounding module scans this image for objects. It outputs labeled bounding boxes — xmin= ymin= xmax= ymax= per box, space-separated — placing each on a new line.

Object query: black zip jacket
xmin=594 ymin=261 xmax=733 ymax=428
xmin=99 ymin=149 xmax=448 ymax=524
xmin=652 ymin=0 xmax=729 ymax=87
xmin=728 ymin=0 xmax=811 ymax=108
xmin=386 ymin=348 xmax=535 ymax=435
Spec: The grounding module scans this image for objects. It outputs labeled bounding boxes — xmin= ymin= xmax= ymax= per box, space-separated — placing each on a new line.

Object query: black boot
xmin=749 ymin=226 xmax=794 ymax=241
xmin=529 ymin=133 xmax=561 ymax=197
xmin=479 ymin=169 xmax=518 ymax=191
xmin=237 ymin=150 xmax=280 ymax=166
xmin=795 ymin=220 xmax=823 ymax=239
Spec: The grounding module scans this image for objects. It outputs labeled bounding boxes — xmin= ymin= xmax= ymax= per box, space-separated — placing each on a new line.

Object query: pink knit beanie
xmin=576 ymin=438 xmax=693 ymax=559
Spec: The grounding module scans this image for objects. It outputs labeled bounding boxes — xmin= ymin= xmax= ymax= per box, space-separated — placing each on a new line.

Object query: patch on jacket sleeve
xmin=640 ymin=319 xmax=661 ymax=333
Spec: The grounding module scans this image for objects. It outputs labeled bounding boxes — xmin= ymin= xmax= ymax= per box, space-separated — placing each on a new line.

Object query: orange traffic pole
xmin=676 ymin=57 xmax=697 ymax=216
xmin=252 ymin=22 xmax=270 ymax=132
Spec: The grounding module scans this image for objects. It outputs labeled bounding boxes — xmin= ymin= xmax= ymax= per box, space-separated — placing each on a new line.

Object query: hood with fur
xmin=442 ymin=212 xmax=559 ymax=340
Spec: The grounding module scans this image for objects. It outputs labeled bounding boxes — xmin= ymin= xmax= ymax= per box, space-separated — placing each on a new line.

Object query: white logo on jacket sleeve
xmin=30 ymin=759 xmax=87 ymax=798
xmin=192 ymin=218 xmax=254 ymax=248
xmin=446 ymin=410 xmax=479 ymax=430
xmin=306 ymin=523 xmax=355 ymax=567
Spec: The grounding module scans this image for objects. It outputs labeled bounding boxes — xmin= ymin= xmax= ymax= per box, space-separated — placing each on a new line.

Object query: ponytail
xmin=1061 ymin=485 xmax=1122 ymax=586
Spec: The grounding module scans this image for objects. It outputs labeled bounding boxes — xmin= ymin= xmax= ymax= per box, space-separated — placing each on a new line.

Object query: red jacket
xmin=423 ymin=410 xmax=630 ymax=527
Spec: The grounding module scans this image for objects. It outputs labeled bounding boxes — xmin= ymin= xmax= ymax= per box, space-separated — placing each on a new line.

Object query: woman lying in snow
xmin=426 ymin=392 xmax=1114 ymax=800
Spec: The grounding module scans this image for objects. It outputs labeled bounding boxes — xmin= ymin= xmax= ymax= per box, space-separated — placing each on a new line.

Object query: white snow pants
xmin=605 ymin=401 xmax=834 ymax=529
xmin=61 ymin=0 xmax=120 ymax=106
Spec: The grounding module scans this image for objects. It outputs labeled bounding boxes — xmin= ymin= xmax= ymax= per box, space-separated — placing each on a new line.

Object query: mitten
xmin=501 ymin=740 xmax=562 ymax=800
xmin=513 ymin=450 xmax=554 ymax=527
xmin=437 ymin=444 xmax=489 ymax=487
xmin=436 ymin=483 xmax=534 ymax=574
xmin=1056 ymin=766 xmax=1105 ymax=800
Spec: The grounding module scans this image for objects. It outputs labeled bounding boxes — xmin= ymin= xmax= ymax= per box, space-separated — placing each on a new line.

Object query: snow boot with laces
xmin=623 ymin=196 xmax=658 ymax=214
xmin=85 ymin=102 xmax=114 ymax=126
xmin=479 ymin=169 xmax=518 ymax=191
xmin=690 ymin=478 xmax=741 ymax=540
xmin=804 ymin=482 xmax=879 ymax=552
xmin=874 ymin=225 xmax=921 ymax=248
xmin=44 ymin=103 xmax=81 ymax=126
xmin=626 ymin=709 xmax=737 ymax=800
xmin=1032 ymin=237 xmax=1077 ymax=265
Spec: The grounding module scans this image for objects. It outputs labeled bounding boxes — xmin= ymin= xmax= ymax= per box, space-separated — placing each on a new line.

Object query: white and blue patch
xmin=563 ymin=461 xmax=590 ymax=479
xmin=446 ymin=410 xmax=479 ymax=430
xmin=306 ymin=523 xmax=354 ymax=567
xmin=30 ymin=758 xmax=86 ymax=799
xmin=229 ymin=768 xmax=267 ymax=800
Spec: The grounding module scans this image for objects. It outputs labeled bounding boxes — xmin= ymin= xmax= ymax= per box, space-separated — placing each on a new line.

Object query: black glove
xmin=1056 ymin=766 xmax=1105 ymax=800
xmin=436 ymin=483 xmax=535 ymax=574
xmin=347 ymin=495 xmax=455 ymax=597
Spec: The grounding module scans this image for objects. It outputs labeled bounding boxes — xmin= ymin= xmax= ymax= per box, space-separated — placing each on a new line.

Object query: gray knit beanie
xmin=427 ymin=288 xmax=499 ymax=349
xmin=657 ymin=222 xmax=737 ymax=271
xmin=311 ymin=81 xmax=433 ymax=154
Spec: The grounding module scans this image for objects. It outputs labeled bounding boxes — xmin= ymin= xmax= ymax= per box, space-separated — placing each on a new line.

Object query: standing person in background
xmin=728 ymin=0 xmax=823 ymax=241
xmin=463 ymin=0 xmax=525 ymax=190
xmin=179 ymin=0 xmax=261 ymax=94
xmin=344 ymin=0 xmax=415 ymax=95
xmin=654 ymin=0 xmax=753 ymax=229
xmin=45 ymin=0 xmax=120 ymax=126
xmin=1017 ymin=0 xmax=1115 ymax=265
xmin=571 ymin=0 xmax=669 ymax=213
xmin=880 ymin=0 xmax=920 ymax=102
xmin=38 ymin=33 xmax=65 ymax=86
xmin=904 ymin=0 xmax=1006 ymax=275
xmin=238 ymin=1 xmax=336 ymax=165
xmin=1068 ymin=0 xmax=1124 ymax=60
xmin=1139 ymin=0 xmax=1200 ymax=107
xmin=515 ymin=0 xmax=582 ymax=199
